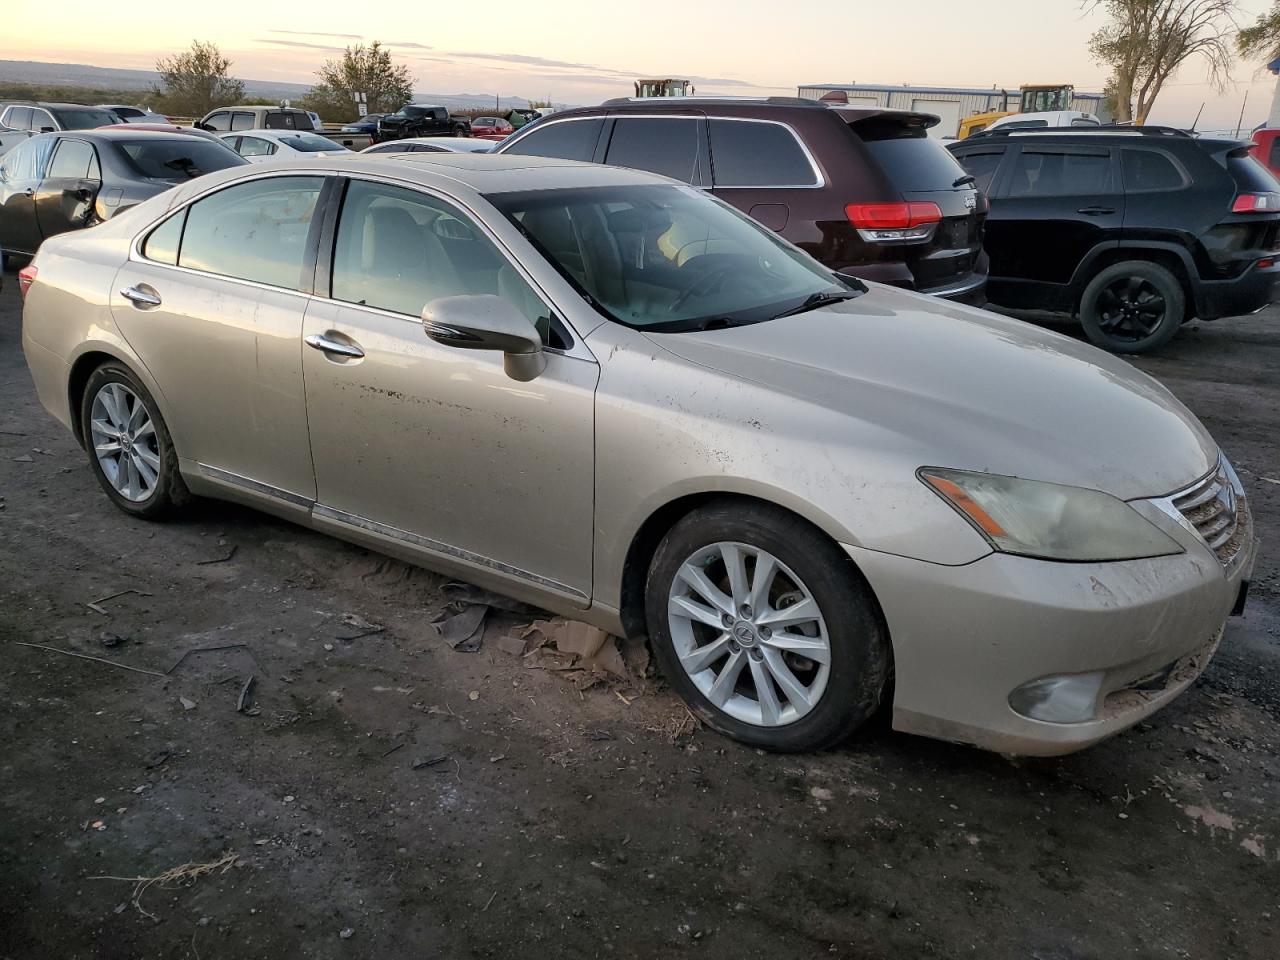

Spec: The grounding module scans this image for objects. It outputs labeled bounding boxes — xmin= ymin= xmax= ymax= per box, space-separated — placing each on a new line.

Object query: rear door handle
xmin=1078 ymin=206 xmax=1116 ymax=216
xmin=305 ymin=332 xmax=365 ymax=359
xmin=120 ymin=285 xmax=162 ymax=307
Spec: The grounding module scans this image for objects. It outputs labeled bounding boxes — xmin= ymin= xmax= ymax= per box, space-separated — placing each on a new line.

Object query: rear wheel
xmin=80 ymin=362 xmax=191 ymax=520
xmin=1078 ymin=260 xmax=1185 ymax=354
xmin=645 ymin=501 xmax=890 ymax=752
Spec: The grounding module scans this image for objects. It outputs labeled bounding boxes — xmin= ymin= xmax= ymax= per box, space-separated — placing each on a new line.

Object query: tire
xmin=80 ymin=362 xmax=191 ymax=520
xmin=1078 ymin=260 xmax=1185 ymax=354
xmin=645 ymin=501 xmax=890 ymax=752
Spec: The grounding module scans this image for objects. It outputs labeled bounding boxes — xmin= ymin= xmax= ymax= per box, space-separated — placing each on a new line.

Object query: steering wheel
xmin=668 ymin=264 xmax=737 ymax=314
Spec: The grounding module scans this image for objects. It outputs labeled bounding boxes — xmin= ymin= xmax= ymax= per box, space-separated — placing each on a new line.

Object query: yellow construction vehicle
xmin=957 ymin=83 xmax=1075 ymax=139
xmin=634 ymin=78 xmax=695 ymax=98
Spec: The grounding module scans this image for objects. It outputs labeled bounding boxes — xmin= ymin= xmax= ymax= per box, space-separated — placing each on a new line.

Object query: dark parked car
xmin=0 ymin=102 xmax=122 ymax=134
xmin=950 ymin=126 xmax=1280 ymax=352
xmin=340 ymin=113 xmax=386 ymax=135
xmin=495 ymin=97 xmax=987 ymax=302
xmin=376 ymin=104 xmax=471 ymax=142
xmin=0 ymin=129 xmax=247 ymax=259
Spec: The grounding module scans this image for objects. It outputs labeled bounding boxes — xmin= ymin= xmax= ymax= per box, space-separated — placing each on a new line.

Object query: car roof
xmin=43 ymin=128 xmax=214 ymax=142
xmin=318 ymin=152 xmax=670 ymax=193
xmin=545 ymin=99 xmax=935 ymax=128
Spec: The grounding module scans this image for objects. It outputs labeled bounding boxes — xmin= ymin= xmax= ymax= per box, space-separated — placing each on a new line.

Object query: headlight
xmin=920 ymin=468 xmax=1183 ymax=562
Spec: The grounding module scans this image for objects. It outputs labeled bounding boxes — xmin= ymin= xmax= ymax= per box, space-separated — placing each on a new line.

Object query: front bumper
xmin=847 ymin=521 xmax=1256 ymax=756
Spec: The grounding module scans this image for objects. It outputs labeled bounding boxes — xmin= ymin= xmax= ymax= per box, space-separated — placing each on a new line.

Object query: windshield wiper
xmin=771 ymin=290 xmax=858 ymax=320
xmin=953 ymin=174 xmax=976 ymax=187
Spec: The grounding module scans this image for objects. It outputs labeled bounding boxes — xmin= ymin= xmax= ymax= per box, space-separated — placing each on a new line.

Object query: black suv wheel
xmin=1079 ymin=260 xmax=1185 ymax=354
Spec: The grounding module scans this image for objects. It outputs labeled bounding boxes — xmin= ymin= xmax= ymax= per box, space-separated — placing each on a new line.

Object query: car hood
xmin=643 ymin=285 xmax=1217 ymax=500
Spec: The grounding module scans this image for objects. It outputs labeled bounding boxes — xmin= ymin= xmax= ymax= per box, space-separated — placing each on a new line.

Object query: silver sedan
xmin=19 ymin=154 xmax=1256 ymax=754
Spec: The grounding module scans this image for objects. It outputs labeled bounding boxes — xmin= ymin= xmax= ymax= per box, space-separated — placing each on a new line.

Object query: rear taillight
xmin=17 ymin=265 xmax=37 ymax=301
xmin=845 ymin=201 xmax=942 ymax=242
xmin=1232 ymin=192 xmax=1280 ymax=213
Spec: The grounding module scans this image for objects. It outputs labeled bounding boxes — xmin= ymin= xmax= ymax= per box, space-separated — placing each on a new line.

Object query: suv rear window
xmin=605 ymin=118 xmax=701 ymax=183
xmin=709 ymin=119 xmax=817 ymax=187
xmin=853 ymin=117 xmax=970 ymax=192
xmin=1225 ymin=150 xmax=1280 ymax=192
xmin=503 ymin=118 xmax=603 ymax=161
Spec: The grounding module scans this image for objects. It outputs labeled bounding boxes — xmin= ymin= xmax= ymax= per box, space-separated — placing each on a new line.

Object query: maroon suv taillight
xmin=17 ymin=265 xmax=37 ymax=301
xmin=845 ymin=201 xmax=942 ymax=242
xmin=1232 ymin=192 xmax=1280 ymax=213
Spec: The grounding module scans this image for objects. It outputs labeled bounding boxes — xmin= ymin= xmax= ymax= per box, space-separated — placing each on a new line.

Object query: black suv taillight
xmin=1232 ymin=192 xmax=1280 ymax=213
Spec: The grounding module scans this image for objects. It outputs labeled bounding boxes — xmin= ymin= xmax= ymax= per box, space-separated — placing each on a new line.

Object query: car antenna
xmin=1190 ymin=102 xmax=1205 ymax=133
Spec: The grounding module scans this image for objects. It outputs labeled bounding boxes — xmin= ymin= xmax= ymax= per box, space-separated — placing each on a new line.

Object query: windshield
xmin=114 ymin=139 xmax=246 ymax=180
xmin=488 ymin=184 xmax=856 ymax=331
xmin=279 ymin=133 xmax=346 ymax=153
xmin=51 ymin=108 xmax=120 ymax=130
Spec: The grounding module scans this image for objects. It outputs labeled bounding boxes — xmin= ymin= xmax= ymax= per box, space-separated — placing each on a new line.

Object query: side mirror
xmin=193 ymin=122 xmax=211 ymax=132
xmin=422 ymin=294 xmax=547 ymax=382
xmin=40 ymin=126 xmax=55 ymax=134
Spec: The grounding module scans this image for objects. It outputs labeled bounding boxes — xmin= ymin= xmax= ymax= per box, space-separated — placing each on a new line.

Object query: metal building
xmin=796 ymin=83 xmax=1108 ymax=138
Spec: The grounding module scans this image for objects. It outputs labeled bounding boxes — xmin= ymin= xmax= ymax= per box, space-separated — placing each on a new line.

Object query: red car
xmin=469 ymin=116 xmax=514 ymax=141
xmin=1249 ymin=128 xmax=1280 ymax=178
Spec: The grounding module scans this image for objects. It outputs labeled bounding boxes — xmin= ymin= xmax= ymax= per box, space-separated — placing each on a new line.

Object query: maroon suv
xmin=496 ymin=97 xmax=987 ymax=302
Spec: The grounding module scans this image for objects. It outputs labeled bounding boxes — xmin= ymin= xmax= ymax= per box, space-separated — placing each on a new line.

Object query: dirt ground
xmin=1 ymin=265 xmax=1277 ymax=960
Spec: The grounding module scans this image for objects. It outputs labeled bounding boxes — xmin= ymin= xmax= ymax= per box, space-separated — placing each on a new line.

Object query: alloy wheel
xmin=89 ymin=382 xmax=160 ymax=503
xmin=1095 ymin=276 xmax=1168 ymax=341
xmin=666 ymin=541 xmax=831 ymax=727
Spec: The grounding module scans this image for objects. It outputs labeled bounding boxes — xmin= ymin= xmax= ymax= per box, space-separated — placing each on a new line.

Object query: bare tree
xmin=301 ymin=42 xmax=413 ymax=123
xmin=153 ymin=41 xmax=245 ymax=118
xmin=1238 ymin=2 xmax=1280 ymax=61
xmin=1088 ymin=0 xmax=1238 ymax=124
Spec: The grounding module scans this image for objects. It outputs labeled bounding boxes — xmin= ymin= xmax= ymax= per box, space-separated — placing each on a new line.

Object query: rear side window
xmin=503 ymin=118 xmax=603 ymax=161
xmin=231 ymin=112 xmax=255 ymax=131
xmin=1121 ymin=149 xmax=1186 ymax=192
xmin=605 ymin=118 xmax=700 ymax=183
xmin=953 ymin=149 xmax=1005 ymax=194
xmin=0 ymin=137 xmax=48 ymax=180
xmin=238 ymin=136 xmax=276 ymax=157
xmin=1007 ymin=149 xmax=1116 ymax=197
xmin=178 ymin=176 xmax=323 ymax=288
xmin=855 ymin=118 xmax=971 ymax=192
xmin=709 ymin=120 xmax=817 ymax=186
xmin=47 ymin=140 xmax=97 ymax=180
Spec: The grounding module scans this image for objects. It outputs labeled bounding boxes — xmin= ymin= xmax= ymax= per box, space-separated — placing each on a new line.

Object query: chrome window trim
xmin=496 ymin=114 xmax=602 ymax=155
xmin=126 ymin=169 xmax=596 ymax=363
xmin=705 ymin=116 xmax=825 ymax=189
xmin=313 ymin=503 xmax=589 ymax=602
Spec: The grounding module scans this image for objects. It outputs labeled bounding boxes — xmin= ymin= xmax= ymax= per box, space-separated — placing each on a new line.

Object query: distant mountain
xmin=0 ymin=59 xmax=538 ymax=111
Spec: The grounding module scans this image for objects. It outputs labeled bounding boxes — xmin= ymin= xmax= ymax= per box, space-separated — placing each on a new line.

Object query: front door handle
xmin=1078 ymin=206 xmax=1116 ymax=216
xmin=120 ymin=285 xmax=162 ymax=307
xmin=305 ymin=332 xmax=365 ymax=359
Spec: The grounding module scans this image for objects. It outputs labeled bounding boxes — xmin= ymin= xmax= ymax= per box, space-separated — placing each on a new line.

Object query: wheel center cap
xmin=733 ymin=621 xmax=758 ymax=646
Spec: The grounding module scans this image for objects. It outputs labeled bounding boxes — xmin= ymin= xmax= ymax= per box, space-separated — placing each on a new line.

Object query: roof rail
xmin=968 ymin=124 xmax=1194 ymax=140
xmin=599 ymin=94 xmax=819 ymax=106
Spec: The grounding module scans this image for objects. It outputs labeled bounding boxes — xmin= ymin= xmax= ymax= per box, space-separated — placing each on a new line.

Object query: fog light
xmin=1008 ymin=672 xmax=1106 ymax=724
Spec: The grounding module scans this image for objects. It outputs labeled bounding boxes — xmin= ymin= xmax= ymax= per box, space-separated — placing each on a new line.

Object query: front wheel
xmin=645 ymin=502 xmax=890 ymax=752
xmin=1078 ymin=261 xmax=1185 ymax=354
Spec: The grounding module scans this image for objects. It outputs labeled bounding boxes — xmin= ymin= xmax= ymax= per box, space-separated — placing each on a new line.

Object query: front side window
xmin=1007 ymin=149 xmax=1115 ymax=197
xmin=954 ymin=149 xmax=1005 ymax=194
xmin=179 ymin=176 xmax=323 ymax=288
xmin=204 ymin=112 xmax=231 ymax=132
xmin=709 ymin=120 xmax=817 ymax=187
xmin=503 ymin=119 xmax=603 ymax=162
xmin=1121 ymin=149 xmax=1186 ymax=192
xmin=604 ymin=118 xmax=701 ymax=183
xmin=331 ymin=180 xmax=557 ymax=344
xmin=47 ymin=140 xmax=97 ymax=180
xmin=5 ymin=106 xmax=33 ymax=131
xmin=490 ymin=184 xmax=853 ymax=332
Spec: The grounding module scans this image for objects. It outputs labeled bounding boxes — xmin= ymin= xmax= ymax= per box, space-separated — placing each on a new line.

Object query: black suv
xmin=494 ymin=97 xmax=988 ymax=303
xmin=376 ymin=104 xmax=471 ymax=142
xmin=950 ymin=126 xmax=1280 ymax=352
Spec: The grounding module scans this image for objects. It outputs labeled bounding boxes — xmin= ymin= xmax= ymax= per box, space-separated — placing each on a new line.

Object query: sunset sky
xmin=3 ymin=0 xmax=1277 ymax=132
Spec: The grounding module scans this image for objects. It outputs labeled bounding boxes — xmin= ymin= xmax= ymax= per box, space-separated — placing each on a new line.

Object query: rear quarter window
xmin=709 ymin=119 xmax=818 ymax=187
xmin=853 ymin=118 xmax=971 ymax=192
xmin=1121 ymin=149 xmax=1187 ymax=192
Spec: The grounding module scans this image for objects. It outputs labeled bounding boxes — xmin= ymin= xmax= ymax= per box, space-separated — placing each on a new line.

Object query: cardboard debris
xmin=432 ymin=603 xmax=489 ymax=652
xmin=513 ymin=619 xmax=628 ymax=679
